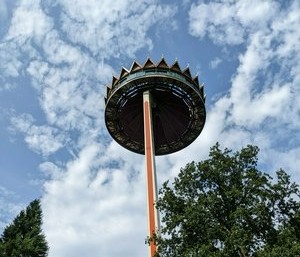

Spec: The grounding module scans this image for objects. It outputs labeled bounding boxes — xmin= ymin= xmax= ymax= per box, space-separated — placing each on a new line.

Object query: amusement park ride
xmin=105 ymin=58 xmax=206 ymax=257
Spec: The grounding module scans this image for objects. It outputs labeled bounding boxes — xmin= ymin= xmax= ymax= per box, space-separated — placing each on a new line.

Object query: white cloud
xmin=1 ymin=0 xmax=176 ymax=158
xmin=189 ymin=2 xmax=245 ymax=45
xmin=0 ymin=82 xmax=15 ymax=91
xmin=230 ymin=83 xmax=292 ymax=126
xmin=210 ymin=57 xmax=222 ymax=69
xmin=58 ymin=0 xmax=176 ymax=58
xmin=0 ymin=0 xmax=51 ymax=81
xmin=6 ymin=1 xmax=53 ymax=43
xmin=0 ymin=0 xmax=177 ymax=256
xmin=229 ymin=3 xmax=300 ymax=128
xmin=27 ymin=53 xmax=113 ymax=136
xmin=189 ymin=0 xmax=279 ymax=45
xmin=0 ymin=186 xmax=24 ymax=232
xmin=187 ymin=0 xmax=300 ymax=176
xmin=0 ymin=0 xmax=8 ymax=22
xmin=236 ymin=0 xmax=278 ymax=28
xmin=39 ymin=162 xmax=63 ymax=180
xmin=11 ymin=114 xmax=67 ymax=156
xmin=267 ymin=147 xmax=300 ymax=181
xmin=0 ymin=40 xmax=23 ymax=78
xmin=42 ymin=143 xmax=148 ymax=257
xmin=1 ymin=0 xmax=299 ymax=257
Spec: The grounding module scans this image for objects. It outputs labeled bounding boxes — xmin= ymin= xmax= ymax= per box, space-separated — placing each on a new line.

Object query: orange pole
xmin=143 ymin=91 xmax=160 ymax=257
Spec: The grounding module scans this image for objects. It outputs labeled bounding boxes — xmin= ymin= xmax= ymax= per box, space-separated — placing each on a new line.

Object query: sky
xmin=0 ymin=0 xmax=299 ymax=256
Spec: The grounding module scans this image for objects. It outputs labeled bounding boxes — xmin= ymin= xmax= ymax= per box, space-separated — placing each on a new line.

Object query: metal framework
xmin=104 ymin=58 xmax=206 ymax=257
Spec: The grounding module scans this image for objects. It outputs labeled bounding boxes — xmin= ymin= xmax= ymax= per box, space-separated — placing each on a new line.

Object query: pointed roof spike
xmin=192 ymin=75 xmax=199 ymax=86
xmin=202 ymin=90 xmax=206 ymax=102
xmin=106 ymin=86 xmax=112 ymax=96
xmin=157 ymin=58 xmax=169 ymax=69
xmin=112 ymin=76 xmax=119 ymax=86
xmin=119 ymin=67 xmax=129 ymax=79
xmin=183 ymin=67 xmax=192 ymax=79
xmin=170 ymin=60 xmax=181 ymax=73
xmin=199 ymin=84 xmax=205 ymax=98
xmin=143 ymin=58 xmax=156 ymax=69
xmin=130 ymin=61 xmax=142 ymax=73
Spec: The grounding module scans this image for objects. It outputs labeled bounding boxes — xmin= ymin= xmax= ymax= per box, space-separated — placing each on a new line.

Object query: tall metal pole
xmin=143 ymin=90 xmax=160 ymax=257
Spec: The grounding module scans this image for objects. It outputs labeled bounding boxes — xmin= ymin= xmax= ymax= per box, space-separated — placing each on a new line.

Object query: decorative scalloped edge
xmin=112 ymin=76 xmax=119 ymax=86
xmin=157 ymin=58 xmax=169 ymax=69
xmin=119 ymin=67 xmax=129 ymax=78
xmin=170 ymin=60 xmax=181 ymax=73
xmin=109 ymin=58 xmax=205 ymax=99
xmin=143 ymin=58 xmax=156 ymax=68
xmin=182 ymin=67 xmax=192 ymax=79
xmin=130 ymin=61 xmax=142 ymax=72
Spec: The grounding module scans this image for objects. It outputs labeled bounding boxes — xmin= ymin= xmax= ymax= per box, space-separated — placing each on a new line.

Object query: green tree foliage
xmin=155 ymin=143 xmax=300 ymax=257
xmin=0 ymin=199 xmax=49 ymax=257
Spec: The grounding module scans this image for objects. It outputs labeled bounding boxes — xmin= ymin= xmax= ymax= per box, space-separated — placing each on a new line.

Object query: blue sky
xmin=0 ymin=0 xmax=299 ymax=256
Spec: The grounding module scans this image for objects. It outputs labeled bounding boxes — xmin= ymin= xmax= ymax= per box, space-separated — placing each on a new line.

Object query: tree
xmin=0 ymin=199 xmax=49 ymax=257
xmin=155 ymin=143 xmax=300 ymax=257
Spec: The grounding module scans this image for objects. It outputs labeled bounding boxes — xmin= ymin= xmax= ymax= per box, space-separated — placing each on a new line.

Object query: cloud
xmin=1 ymin=0 xmax=299 ymax=257
xmin=10 ymin=114 xmax=67 ymax=157
xmin=189 ymin=0 xmax=279 ymax=45
xmin=0 ymin=0 xmax=177 ymax=256
xmin=0 ymin=41 xmax=23 ymax=79
xmin=267 ymin=147 xmax=300 ymax=181
xmin=229 ymin=3 xmax=300 ymax=128
xmin=2 ymin=0 xmax=176 ymax=155
xmin=0 ymin=1 xmax=52 ymax=87
xmin=6 ymin=1 xmax=53 ymax=44
xmin=0 ymin=186 xmax=24 ymax=232
xmin=186 ymin=0 xmax=300 ymax=173
xmin=0 ymin=82 xmax=15 ymax=91
xmin=0 ymin=1 xmax=8 ymax=22
xmin=42 ymin=143 xmax=148 ymax=256
xmin=210 ymin=57 xmax=222 ymax=69
xmin=58 ymin=0 xmax=176 ymax=58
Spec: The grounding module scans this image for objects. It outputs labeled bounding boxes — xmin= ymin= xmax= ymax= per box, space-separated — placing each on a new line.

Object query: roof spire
xmin=119 ymin=67 xmax=129 ymax=78
xmin=143 ymin=58 xmax=156 ymax=69
xmin=157 ymin=58 xmax=169 ymax=69
xmin=170 ymin=59 xmax=181 ymax=73
xmin=130 ymin=61 xmax=142 ymax=72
